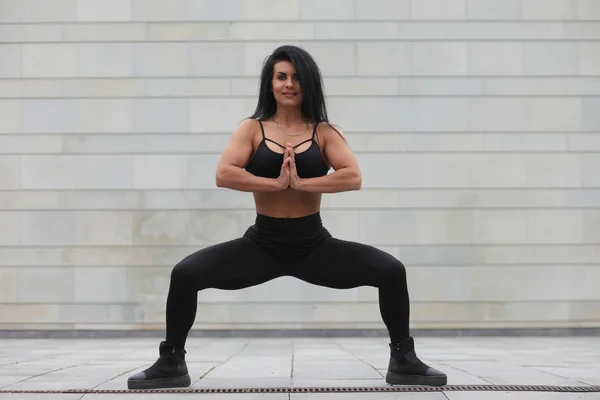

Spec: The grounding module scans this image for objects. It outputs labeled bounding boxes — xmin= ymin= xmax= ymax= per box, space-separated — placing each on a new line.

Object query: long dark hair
xmin=249 ymin=45 xmax=329 ymax=124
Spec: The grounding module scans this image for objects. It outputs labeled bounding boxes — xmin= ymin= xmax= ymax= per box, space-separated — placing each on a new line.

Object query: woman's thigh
xmin=286 ymin=238 xmax=406 ymax=289
xmin=171 ymin=237 xmax=284 ymax=291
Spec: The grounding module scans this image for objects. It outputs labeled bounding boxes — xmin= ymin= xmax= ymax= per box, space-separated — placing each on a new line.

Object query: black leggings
xmin=165 ymin=212 xmax=410 ymax=347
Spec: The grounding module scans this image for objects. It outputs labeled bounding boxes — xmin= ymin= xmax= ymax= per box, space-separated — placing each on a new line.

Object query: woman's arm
xmin=215 ymin=119 xmax=288 ymax=192
xmin=292 ymin=123 xmax=362 ymax=193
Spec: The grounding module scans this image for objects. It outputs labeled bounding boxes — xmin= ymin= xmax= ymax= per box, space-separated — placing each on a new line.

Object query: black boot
xmin=385 ymin=336 xmax=447 ymax=386
xmin=127 ymin=341 xmax=191 ymax=389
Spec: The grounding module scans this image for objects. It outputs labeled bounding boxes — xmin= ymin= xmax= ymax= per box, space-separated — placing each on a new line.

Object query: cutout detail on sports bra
xmin=245 ymin=120 xmax=330 ymax=179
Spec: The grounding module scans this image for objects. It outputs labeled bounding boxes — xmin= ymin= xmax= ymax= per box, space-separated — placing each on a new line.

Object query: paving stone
xmin=0 ymin=337 xmax=598 ymax=399
xmin=445 ymin=393 xmax=600 ymax=400
xmin=291 ymin=394 xmax=447 ymax=400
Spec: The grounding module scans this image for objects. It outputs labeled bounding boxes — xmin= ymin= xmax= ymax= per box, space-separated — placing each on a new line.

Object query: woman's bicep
xmin=217 ymin=119 xmax=257 ymax=170
xmin=322 ymin=124 xmax=360 ymax=172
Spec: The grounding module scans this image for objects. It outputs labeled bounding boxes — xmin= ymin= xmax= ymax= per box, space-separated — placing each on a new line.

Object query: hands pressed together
xmin=276 ymin=143 xmax=302 ymax=190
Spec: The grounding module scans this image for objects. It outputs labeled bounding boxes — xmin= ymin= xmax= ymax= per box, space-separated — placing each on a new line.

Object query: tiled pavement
xmin=0 ymin=336 xmax=599 ymax=399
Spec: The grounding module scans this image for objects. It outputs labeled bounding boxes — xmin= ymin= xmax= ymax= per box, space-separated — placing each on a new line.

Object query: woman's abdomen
xmin=253 ymin=190 xmax=322 ymax=218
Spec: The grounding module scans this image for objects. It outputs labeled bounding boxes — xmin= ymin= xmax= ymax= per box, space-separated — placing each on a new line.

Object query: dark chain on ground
xmin=0 ymin=385 xmax=599 ymax=394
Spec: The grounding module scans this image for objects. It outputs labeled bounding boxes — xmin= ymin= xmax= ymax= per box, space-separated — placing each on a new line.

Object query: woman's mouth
xmin=283 ymin=92 xmax=297 ymax=97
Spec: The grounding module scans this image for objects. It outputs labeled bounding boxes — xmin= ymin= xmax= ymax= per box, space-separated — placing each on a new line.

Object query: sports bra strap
xmin=258 ymin=120 xmax=266 ymax=139
xmin=292 ymin=138 xmax=311 ymax=149
xmin=312 ymin=121 xmax=320 ymax=139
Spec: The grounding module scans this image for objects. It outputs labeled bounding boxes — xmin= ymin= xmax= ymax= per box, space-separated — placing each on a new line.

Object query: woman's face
xmin=271 ymin=61 xmax=303 ymax=107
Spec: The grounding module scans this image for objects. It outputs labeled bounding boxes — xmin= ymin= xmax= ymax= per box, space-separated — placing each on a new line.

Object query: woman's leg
xmin=287 ymin=238 xmax=410 ymax=342
xmin=287 ymin=238 xmax=447 ymax=386
xmin=128 ymin=237 xmax=282 ymax=390
xmin=166 ymin=237 xmax=282 ymax=348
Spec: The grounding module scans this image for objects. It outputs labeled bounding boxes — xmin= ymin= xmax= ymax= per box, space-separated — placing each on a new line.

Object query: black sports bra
xmin=245 ymin=120 xmax=330 ymax=179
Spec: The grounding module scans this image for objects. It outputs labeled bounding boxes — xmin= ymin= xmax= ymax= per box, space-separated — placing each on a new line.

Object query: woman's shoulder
xmin=239 ymin=117 xmax=263 ymax=128
xmin=234 ymin=118 xmax=263 ymax=135
xmin=316 ymin=121 xmax=346 ymax=141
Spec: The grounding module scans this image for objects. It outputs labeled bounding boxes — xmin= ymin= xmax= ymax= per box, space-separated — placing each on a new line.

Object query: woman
xmin=127 ymin=45 xmax=447 ymax=389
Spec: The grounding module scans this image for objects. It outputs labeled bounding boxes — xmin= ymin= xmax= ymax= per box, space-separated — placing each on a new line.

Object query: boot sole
xmin=385 ymin=371 xmax=447 ymax=386
xmin=127 ymin=374 xmax=191 ymax=390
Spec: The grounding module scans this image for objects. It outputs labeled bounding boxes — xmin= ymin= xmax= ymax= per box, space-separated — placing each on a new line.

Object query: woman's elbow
xmin=351 ymin=169 xmax=362 ymax=190
xmin=215 ymin=166 xmax=229 ymax=188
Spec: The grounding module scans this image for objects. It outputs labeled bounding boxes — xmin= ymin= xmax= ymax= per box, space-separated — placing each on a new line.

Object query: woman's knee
xmin=383 ymin=258 xmax=407 ymax=285
xmin=170 ymin=252 xmax=203 ymax=286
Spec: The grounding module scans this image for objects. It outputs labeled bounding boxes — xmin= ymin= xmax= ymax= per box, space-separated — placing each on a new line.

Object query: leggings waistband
xmin=247 ymin=212 xmax=330 ymax=251
xmin=253 ymin=212 xmax=324 ymax=235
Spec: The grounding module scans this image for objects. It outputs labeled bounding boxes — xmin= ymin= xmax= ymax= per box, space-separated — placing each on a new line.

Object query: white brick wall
xmin=0 ymin=0 xmax=599 ymax=333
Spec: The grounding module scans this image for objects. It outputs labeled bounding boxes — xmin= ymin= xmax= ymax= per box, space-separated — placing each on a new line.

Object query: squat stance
xmin=127 ymin=45 xmax=447 ymax=389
